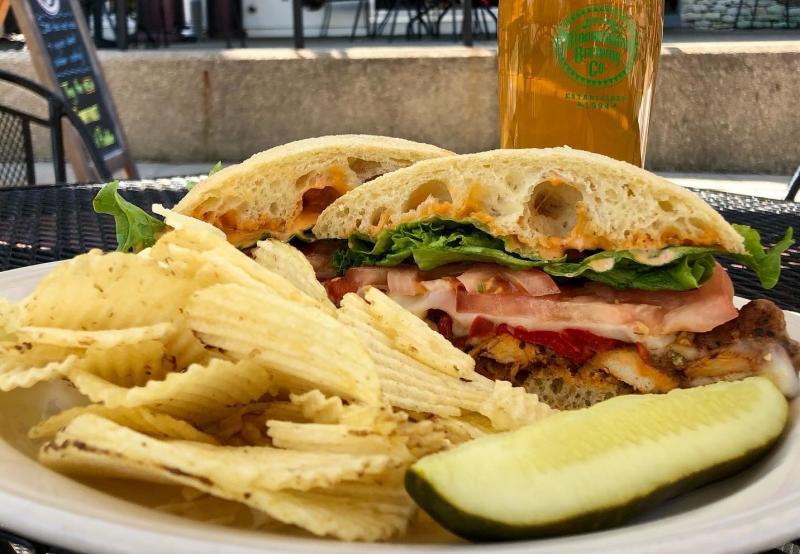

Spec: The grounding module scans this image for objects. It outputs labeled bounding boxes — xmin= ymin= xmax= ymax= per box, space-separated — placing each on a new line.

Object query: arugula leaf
xmin=92 ymin=181 xmax=165 ymax=252
xmin=729 ymin=225 xmax=794 ymax=289
xmin=186 ymin=161 xmax=224 ymax=191
xmin=333 ymin=248 xmax=366 ymax=275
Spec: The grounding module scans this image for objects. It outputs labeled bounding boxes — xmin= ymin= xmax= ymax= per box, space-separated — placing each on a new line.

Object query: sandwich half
xmin=312 ymin=148 xmax=798 ymax=409
xmin=173 ymin=135 xmax=453 ymax=247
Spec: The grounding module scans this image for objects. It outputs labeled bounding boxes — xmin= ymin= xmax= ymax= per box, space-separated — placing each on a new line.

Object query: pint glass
xmin=498 ymin=0 xmax=664 ymax=167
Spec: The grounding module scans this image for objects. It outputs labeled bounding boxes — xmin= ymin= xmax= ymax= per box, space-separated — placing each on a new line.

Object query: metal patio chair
xmin=786 ymin=166 xmax=799 ymax=201
xmin=319 ymin=0 xmax=372 ymax=39
xmin=0 ymin=69 xmax=111 ymax=187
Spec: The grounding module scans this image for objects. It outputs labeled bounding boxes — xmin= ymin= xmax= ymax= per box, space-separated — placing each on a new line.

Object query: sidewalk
xmin=33 ymin=162 xmax=793 ymax=200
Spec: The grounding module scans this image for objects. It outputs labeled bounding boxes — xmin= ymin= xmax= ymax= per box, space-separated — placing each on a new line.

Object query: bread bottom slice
xmin=522 ymin=365 xmax=634 ymax=410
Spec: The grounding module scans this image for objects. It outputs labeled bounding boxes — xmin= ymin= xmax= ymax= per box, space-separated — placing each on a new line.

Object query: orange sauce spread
xmin=197 ymin=165 xmax=353 ymax=243
xmin=290 ymin=166 xmax=351 ymax=234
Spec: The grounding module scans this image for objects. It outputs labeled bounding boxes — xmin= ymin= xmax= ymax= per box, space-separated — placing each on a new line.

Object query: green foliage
xmin=728 ymin=225 xmax=794 ymax=289
xmin=92 ymin=181 xmax=165 ymax=252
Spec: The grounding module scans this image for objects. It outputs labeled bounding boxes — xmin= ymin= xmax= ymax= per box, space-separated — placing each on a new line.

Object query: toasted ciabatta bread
xmin=174 ymin=135 xmax=452 ymax=247
xmin=313 ymin=148 xmax=745 ymax=258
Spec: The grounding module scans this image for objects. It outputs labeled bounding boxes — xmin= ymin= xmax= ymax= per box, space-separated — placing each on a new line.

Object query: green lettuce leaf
xmin=93 ymin=181 xmax=165 ymax=252
xmin=339 ymin=220 xmax=547 ymax=272
xmin=333 ymin=219 xmax=794 ymax=291
xmin=543 ymin=248 xmax=718 ymax=291
xmin=728 ymin=225 xmax=794 ymax=289
xmin=208 ymin=161 xmax=224 ymax=176
xmin=186 ymin=161 xmax=223 ymax=191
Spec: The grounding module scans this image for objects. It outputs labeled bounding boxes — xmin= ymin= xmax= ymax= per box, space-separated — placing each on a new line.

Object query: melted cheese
xmin=391 ymin=293 xmax=674 ymax=344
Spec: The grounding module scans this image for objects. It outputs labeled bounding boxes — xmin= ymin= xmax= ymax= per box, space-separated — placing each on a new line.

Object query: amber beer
xmin=498 ymin=0 xmax=663 ymax=166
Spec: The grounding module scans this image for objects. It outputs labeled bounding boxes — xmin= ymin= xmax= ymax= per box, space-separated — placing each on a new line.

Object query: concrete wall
xmin=681 ymin=0 xmax=800 ymax=29
xmin=1 ymin=42 xmax=799 ymax=173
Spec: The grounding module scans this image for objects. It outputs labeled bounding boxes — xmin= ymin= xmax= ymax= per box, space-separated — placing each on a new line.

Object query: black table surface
xmin=0 ymin=181 xmax=798 ymax=554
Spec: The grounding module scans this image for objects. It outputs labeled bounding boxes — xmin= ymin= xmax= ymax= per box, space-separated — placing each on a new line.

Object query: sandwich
xmin=311 ymin=148 xmax=798 ymax=409
xmin=173 ymin=135 xmax=453 ymax=247
xmin=95 ymin=135 xmax=452 ymax=253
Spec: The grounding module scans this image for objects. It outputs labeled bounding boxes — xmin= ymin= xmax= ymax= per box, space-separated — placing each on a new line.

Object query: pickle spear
xmin=405 ymin=377 xmax=788 ymax=542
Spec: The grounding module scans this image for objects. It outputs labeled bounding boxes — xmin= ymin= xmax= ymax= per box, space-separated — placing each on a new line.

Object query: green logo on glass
xmin=553 ymin=4 xmax=638 ymax=87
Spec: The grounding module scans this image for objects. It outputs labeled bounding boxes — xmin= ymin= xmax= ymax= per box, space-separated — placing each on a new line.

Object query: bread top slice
xmin=173 ymin=135 xmax=453 ymax=246
xmin=313 ymin=147 xmax=745 ymax=258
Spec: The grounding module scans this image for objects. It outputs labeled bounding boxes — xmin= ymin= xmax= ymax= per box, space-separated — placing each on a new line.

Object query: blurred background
xmin=3 ymin=0 xmax=797 ymax=45
xmin=0 ymin=0 xmax=798 ymax=195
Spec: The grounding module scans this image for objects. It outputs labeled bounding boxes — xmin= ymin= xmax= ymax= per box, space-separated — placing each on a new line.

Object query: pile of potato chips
xmin=0 ymin=207 xmax=551 ymax=541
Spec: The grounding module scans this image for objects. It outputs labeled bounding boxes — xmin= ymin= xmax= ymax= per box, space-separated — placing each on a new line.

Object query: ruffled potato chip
xmin=0 ymin=339 xmax=169 ymax=392
xmin=70 ymin=340 xmax=170 ymax=388
xmin=41 ymin=415 xmax=397 ymax=492
xmin=288 ymin=390 xmax=401 ymax=434
xmin=152 ymin=204 xmax=227 ymax=239
xmin=267 ymin=421 xmax=413 ymax=461
xmin=16 ymin=323 xmax=174 ymax=349
xmin=201 ymin=401 xmax=309 ymax=445
xmin=338 ymin=293 xmax=552 ymax=430
xmin=429 ymin=413 xmax=492 ymax=445
xmin=0 ymin=351 xmax=77 ymax=391
xmin=252 ymin=240 xmax=334 ymax=311
xmin=40 ymin=415 xmax=410 ymax=541
xmin=20 ymin=250 xmax=207 ymax=369
xmin=362 ymin=287 xmax=475 ymax=379
xmin=68 ymin=358 xmax=277 ymax=425
xmin=29 ymin=404 xmax=218 ymax=444
xmin=477 ymin=379 xmax=552 ymax=431
xmin=188 ymin=284 xmax=381 ymax=405
xmin=149 ymin=222 xmax=333 ymax=316
xmin=0 ymin=297 xmax=20 ymax=341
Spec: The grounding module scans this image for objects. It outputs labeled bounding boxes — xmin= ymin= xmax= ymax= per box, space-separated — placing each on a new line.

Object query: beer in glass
xmin=498 ymin=0 xmax=664 ymax=166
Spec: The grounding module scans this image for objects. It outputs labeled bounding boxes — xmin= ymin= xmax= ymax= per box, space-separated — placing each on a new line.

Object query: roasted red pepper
xmin=494 ymin=325 xmax=622 ymax=364
xmin=323 ymin=277 xmax=359 ymax=305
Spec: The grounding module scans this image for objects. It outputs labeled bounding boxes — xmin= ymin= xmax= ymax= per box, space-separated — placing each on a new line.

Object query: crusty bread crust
xmin=313 ymin=148 xmax=745 ymax=257
xmin=174 ymin=135 xmax=452 ymax=246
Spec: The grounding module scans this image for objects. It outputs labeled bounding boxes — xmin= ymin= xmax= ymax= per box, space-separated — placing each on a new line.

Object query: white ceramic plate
xmin=1 ymin=262 xmax=800 ymax=554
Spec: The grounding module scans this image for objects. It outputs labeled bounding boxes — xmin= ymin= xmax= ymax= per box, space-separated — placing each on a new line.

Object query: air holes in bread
xmin=300 ymin=187 xmax=342 ymax=221
xmin=527 ymin=180 xmax=583 ymax=238
xmin=659 ymin=200 xmax=675 ymax=212
xmin=369 ymin=209 xmax=383 ymax=226
xmin=347 ymin=157 xmax=385 ymax=182
xmin=403 ymin=180 xmax=452 ymax=211
xmin=689 ymin=217 xmax=708 ymax=232
xmin=295 ymin=171 xmax=314 ymax=190
xmin=218 ymin=210 xmax=238 ymax=227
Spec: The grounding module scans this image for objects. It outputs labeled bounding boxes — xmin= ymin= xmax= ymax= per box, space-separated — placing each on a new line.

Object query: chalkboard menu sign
xmin=11 ymin=0 xmax=137 ymax=181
